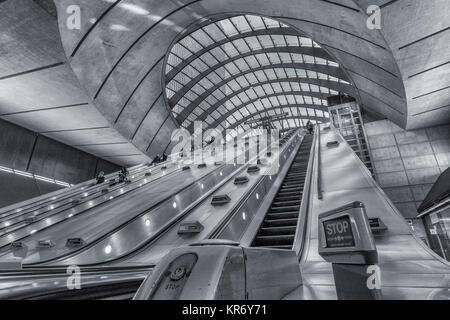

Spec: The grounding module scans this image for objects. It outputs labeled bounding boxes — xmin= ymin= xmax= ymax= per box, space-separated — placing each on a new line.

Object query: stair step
xmin=274 ymin=195 xmax=302 ymax=202
xmin=283 ymin=178 xmax=305 ymax=183
xmin=272 ymin=200 xmax=301 ymax=207
xmin=282 ymin=183 xmax=304 ymax=188
xmin=266 ymin=211 xmax=299 ymax=220
xmin=259 ymin=226 xmax=297 ymax=236
xmin=254 ymin=234 xmax=295 ymax=246
xmin=253 ymin=244 xmax=293 ymax=250
xmin=284 ymin=175 xmax=306 ymax=179
xmin=269 ymin=206 xmax=300 ymax=213
xmin=279 ymin=187 xmax=303 ymax=193
xmin=263 ymin=218 xmax=298 ymax=227
xmin=280 ymin=185 xmax=302 ymax=190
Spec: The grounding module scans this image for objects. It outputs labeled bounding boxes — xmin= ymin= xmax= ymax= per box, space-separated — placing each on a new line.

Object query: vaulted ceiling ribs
xmin=164 ymin=14 xmax=354 ymax=139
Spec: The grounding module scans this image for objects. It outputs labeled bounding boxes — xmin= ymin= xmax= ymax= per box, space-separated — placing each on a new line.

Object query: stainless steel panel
xmin=300 ymin=124 xmax=450 ymax=300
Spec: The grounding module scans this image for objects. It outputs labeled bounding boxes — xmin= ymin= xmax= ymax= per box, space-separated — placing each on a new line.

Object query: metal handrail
xmin=316 ymin=125 xmax=323 ymax=200
xmin=293 ymin=127 xmax=319 ymax=256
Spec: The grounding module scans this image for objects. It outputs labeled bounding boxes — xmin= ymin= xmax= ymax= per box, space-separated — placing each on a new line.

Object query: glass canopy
xmin=165 ymin=14 xmax=353 ymax=138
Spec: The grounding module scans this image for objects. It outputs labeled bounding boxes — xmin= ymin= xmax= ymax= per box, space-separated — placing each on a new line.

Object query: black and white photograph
xmin=0 ymin=0 xmax=448 ymax=306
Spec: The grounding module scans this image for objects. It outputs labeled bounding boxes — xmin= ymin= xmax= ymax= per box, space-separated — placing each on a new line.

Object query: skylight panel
xmin=179 ymin=36 xmax=203 ymax=53
xmin=245 ymin=15 xmax=265 ymax=30
xmin=217 ymin=18 xmax=239 ymax=37
xmin=230 ymin=16 xmax=252 ymax=33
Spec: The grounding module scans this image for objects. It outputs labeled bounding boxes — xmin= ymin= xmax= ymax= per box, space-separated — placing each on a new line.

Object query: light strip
xmin=0 ymin=166 xmax=74 ymax=187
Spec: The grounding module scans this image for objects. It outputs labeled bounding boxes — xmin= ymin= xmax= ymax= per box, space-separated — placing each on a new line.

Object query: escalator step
xmin=282 ymin=183 xmax=304 ymax=187
xmin=269 ymin=206 xmax=300 ymax=213
xmin=263 ymin=218 xmax=298 ymax=227
xmin=254 ymin=234 xmax=295 ymax=246
xmin=280 ymin=187 xmax=303 ymax=192
xmin=282 ymin=184 xmax=304 ymax=188
xmin=271 ymin=200 xmax=301 ymax=207
xmin=276 ymin=192 xmax=301 ymax=198
xmin=285 ymin=174 xmax=305 ymax=177
xmin=258 ymin=226 xmax=296 ymax=236
xmin=278 ymin=189 xmax=302 ymax=194
xmin=274 ymin=195 xmax=301 ymax=202
xmin=283 ymin=180 xmax=304 ymax=184
xmin=280 ymin=185 xmax=303 ymax=190
xmin=283 ymin=178 xmax=305 ymax=183
xmin=256 ymin=244 xmax=293 ymax=250
xmin=266 ymin=211 xmax=299 ymax=220
xmin=283 ymin=179 xmax=304 ymax=183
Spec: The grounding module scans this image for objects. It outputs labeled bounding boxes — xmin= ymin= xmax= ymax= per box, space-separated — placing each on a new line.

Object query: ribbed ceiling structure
xmin=51 ymin=0 xmax=449 ymax=159
xmin=165 ymin=15 xmax=354 ymax=138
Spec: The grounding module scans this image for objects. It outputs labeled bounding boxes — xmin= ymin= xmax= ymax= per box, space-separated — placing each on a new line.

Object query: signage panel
xmin=323 ymin=216 xmax=355 ymax=248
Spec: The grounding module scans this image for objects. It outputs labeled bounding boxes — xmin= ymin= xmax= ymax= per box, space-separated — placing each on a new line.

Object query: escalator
xmin=0 ymin=130 xmax=304 ymax=299
xmin=252 ymin=134 xmax=313 ymax=249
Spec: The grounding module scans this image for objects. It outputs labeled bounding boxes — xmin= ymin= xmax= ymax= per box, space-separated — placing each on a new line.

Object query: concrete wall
xmin=0 ymin=119 xmax=120 ymax=206
xmin=365 ymin=119 xmax=450 ymax=220
xmin=0 ymin=171 xmax=62 ymax=208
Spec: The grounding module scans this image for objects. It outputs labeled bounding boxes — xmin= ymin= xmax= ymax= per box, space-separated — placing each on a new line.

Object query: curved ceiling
xmin=53 ymin=0 xmax=449 ymax=158
xmin=164 ymin=14 xmax=355 ymax=137
xmin=0 ymin=0 xmax=150 ymax=166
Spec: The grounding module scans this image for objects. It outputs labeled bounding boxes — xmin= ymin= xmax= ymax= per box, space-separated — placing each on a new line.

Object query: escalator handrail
xmin=0 ymin=162 xmax=181 ymax=251
xmin=293 ymin=126 xmax=319 ymax=258
xmin=317 ymin=125 xmax=323 ymax=200
xmin=0 ymin=266 xmax=152 ymax=300
xmin=0 ymin=162 xmax=163 ymax=228
xmin=0 ymin=162 xmax=148 ymax=216
xmin=0 ymin=162 xmax=151 ymax=220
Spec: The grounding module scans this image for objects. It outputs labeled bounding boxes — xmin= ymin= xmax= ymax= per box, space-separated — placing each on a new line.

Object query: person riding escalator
xmin=118 ymin=167 xmax=130 ymax=183
xmin=96 ymin=171 xmax=105 ymax=185
xmin=306 ymin=120 xmax=314 ymax=135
